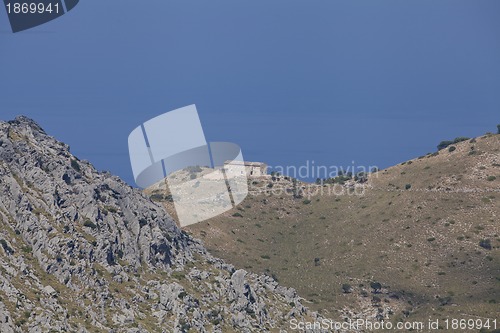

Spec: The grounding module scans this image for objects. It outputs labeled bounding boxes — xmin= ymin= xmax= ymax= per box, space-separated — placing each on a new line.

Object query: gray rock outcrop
xmin=0 ymin=116 xmax=312 ymax=332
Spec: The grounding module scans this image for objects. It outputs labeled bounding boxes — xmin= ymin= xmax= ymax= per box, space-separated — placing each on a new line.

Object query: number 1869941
xmin=5 ymin=2 xmax=60 ymax=14
xmin=443 ymin=318 xmax=497 ymax=331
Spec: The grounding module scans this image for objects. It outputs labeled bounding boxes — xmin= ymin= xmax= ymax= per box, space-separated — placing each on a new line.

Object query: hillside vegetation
xmin=152 ymin=133 xmax=500 ymax=331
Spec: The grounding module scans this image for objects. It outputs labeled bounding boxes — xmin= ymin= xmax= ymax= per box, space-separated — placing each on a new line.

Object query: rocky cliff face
xmin=0 ymin=116 xmax=314 ymax=332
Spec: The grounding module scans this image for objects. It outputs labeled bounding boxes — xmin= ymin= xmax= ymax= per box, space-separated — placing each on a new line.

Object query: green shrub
xmin=149 ymin=193 xmax=164 ymax=201
xmin=355 ymin=172 xmax=368 ymax=182
xmin=104 ymin=205 xmax=118 ymax=213
xmin=448 ymin=146 xmax=456 ymax=152
xmin=437 ymin=137 xmax=469 ymax=150
xmin=497 ymin=124 xmax=500 ymax=134
xmin=186 ymin=165 xmax=202 ymax=173
xmin=479 ymin=239 xmax=492 ymax=250
xmin=341 ymin=283 xmax=352 ymax=293
xmin=171 ymin=271 xmax=185 ymax=280
xmin=15 ymin=318 xmax=27 ymax=327
xmin=438 ymin=296 xmax=451 ymax=305
xmin=260 ymin=254 xmax=270 ymax=259
xmin=437 ymin=140 xmax=453 ymax=150
xmin=370 ymin=281 xmax=382 ymax=293
xmin=405 ymin=184 xmax=412 ymax=190
xmin=138 ymin=218 xmax=148 ymax=227
xmin=302 ymin=199 xmax=311 ymax=205
xmin=487 ymin=176 xmax=496 ymax=181
xmin=83 ymin=219 xmax=97 ymax=229
xmin=232 ymin=212 xmax=243 ymax=217
xmin=453 ymin=136 xmax=469 ymax=144
xmin=70 ymin=159 xmax=81 ymax=172
xmin=0 ymin=239 xmax=14 ymax=254
xmin=21 ymin=246 xmax=32 ymax=253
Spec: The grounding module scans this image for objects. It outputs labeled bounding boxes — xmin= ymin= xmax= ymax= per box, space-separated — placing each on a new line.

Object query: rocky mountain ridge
xmin=0 ymin=116 xmax=317 ymax=333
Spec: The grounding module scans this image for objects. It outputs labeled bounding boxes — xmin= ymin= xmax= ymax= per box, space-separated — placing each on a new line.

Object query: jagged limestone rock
xmin=0 ymin=116 xmax=319 ymax=332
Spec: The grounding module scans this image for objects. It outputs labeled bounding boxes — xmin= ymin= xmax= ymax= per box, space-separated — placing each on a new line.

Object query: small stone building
xmin=224 ymin=161 xmax=267 ymax=177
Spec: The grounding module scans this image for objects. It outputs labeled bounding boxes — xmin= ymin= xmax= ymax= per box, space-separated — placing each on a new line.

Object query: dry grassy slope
xmin=152 ymin=134 xmax=500 ymax=329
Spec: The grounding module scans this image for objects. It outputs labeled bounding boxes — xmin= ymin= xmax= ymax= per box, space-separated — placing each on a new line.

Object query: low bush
xmin=314 ymin=257 xmax=320 ymax=266
xmin=171 ymin=271 xmax=185 ymax=280
xmin=186 ymin=165 xmax=202 ymax=173
xmin=21 ymin=246 xmax=32 ymax=253
xmin=437 ymin=137 xmax=469 ymax=150
xmin=83 ymin=219 xmax=97 ymax=229
xmin=370 ymin=281 xmax=382 ymax=293
xmin=0 ymin=239 xmax=14 ymax=254
xmin=437 ymin=140 xmax=453 ymax=150
xmin=341 ymin=283 xmax=352 ymax=293
xmin=149 ymin=193 xmax=164 ymax=201
xmin=70 ymin=158 xmax=81 ymax=172
xmin=479 ymin=239 xmax=492 ymax=250
xmin=138 ymin=218 xmax=148 ymax=227
xmin=453 ymin=136 xmax=469 ymax=143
